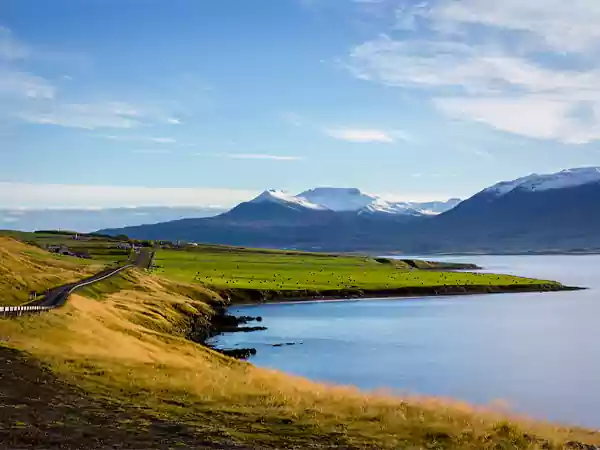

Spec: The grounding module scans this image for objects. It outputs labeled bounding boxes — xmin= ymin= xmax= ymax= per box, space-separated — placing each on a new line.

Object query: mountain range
xmin=226 ymin=188 xmax=460 ymax=219
xmin=96 ymin=167 xmax=600 ymax=253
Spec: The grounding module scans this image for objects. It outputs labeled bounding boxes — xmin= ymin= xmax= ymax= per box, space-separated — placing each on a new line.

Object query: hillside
xmin=1 ymin=239 xmax=599 ymax=449
xmin=0 ymin=237 xmax=102 ymax=306
xmin=396 ymin=169 xmax=600 ymax=253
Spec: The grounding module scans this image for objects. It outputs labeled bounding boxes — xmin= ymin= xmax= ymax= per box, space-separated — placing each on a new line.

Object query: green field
xmin=154 ymin=247 xmax=557 ymax=293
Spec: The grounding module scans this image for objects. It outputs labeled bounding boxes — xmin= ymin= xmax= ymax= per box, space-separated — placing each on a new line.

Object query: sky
xmin=2 ymin=0 xmax=600 ymax=208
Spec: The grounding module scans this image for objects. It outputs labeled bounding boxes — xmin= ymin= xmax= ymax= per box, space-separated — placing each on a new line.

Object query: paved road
xmin=1 ymin=248 xmax=154 ymax=316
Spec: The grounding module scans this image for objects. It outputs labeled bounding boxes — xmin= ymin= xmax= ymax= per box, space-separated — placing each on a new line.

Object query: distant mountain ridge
xmin=97 ymin=167 xmax=600 ymax=253
xmin=409 ymin=167 xmax=600 ymax=253
xmin=245 ymin=187 xmax=460 ymax=217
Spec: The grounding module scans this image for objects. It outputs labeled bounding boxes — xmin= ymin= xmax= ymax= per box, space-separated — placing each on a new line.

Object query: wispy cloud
xmin=347 ymin=0 xmax=600 ymax=144
xmin=430 ymin=0 xmax=600 ymax=53
xmin=325 ymin=127 xmax=395 ymax=143
xmin=225 ymin=153 xmax=303 ymax=161
xmin=0 ymin=27 xmax=180 ymax=131
xmin=457 ymin=146 xmax=495 ymax=160
xmin=14 ymin=100 xmax=183 ymax=130
xmin=0 ymin=181 xmax=258 ymax=208
xmin=96 ymin=134 xmax=177 ymax=144
xmin=130 ymin=149 xmax=172 ymax=155
xmin=0 ymin=69 xmax=55 ymax=99
xmin=16 ymin=102 xmax=147 ymax=129
xmin=0 ymin=26 xmax=29 ymax=60
xmin=281 ymin=111 xmax=304 ymax=127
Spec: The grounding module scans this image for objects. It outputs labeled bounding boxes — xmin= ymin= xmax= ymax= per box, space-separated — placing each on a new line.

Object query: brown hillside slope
xmin=0 ymin=237 xmax=102 ymax=306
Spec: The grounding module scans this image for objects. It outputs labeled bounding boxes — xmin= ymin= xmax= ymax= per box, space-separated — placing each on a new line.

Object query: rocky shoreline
xmin=188 ymin=282 xmax=583 ymax=359
xmin=186 ymin=306 xmax=265 ymax=359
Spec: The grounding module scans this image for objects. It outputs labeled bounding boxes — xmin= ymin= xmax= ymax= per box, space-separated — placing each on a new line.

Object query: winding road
xmin=0 ymin=248 xmax=153 ymax=317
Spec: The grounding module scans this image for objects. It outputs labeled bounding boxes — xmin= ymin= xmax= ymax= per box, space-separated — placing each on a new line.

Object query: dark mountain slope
xmin=99 ymin=169 xmax=600 ymax=253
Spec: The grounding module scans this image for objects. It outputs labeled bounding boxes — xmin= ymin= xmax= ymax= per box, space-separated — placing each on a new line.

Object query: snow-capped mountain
xmin=298 ymin=188 xmax=377 ymax=212
xmin=483 ymin=167 xmax=600 ymax=197
xmin=412 ymin=166 xmax=600 ymax=252
xmin=360 ymin=199 xmax=421 ymax=216
xmin=99 ymin=167 xmax=600 ymax=253
xmin=250 ymin=190 xmax=327 ymax=210
xmin=247 ymin=187 xmax=460 ymax=216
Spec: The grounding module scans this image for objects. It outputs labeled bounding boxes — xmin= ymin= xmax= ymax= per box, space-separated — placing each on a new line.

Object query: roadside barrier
xmin=0 ymin=305 xmax=55 ymax=318
xmin=1 ymin=261 xmax=137 ymax=318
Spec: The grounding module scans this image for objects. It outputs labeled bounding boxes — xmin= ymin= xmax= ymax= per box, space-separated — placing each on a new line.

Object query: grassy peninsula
xmin=1 ymin=236 xmax=597 ymax=449
xmin=154 ymin=245 xmax=569 ymax=304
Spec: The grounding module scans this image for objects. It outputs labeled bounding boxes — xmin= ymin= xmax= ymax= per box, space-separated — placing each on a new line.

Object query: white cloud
xmin=130 ymin=149 xmax=172 ymax=154
xmin=96 ymin=134 xmax=177 ymax=144
xmin=225 ymin=153 xmax=303 ymax=161
xmin=325 ymin=127 xmax=395 ymax=143
xmin=0 ymin=182 xmax=258 ymax=208
xmin=13 ymin=100 xmax=181 ymax=131
xmin=347 ymin=1 xmax=600 ymax=144
xmin=0 ymin=69 xmax=55 ymax=99
xmin=435 ymin=97 xmax=600 ymax=144
xmin=151 ymin=137 xmax=176 ymax=144
xmin=431 ymin=0 xmax=600 ymax=53
xmin=282 ymin=111 xmax=303 ymax=127
xmin=15 ymin=102 xmax=145 ymax=129
xmin=0 ymin=28 xmax=179 ymax=131
xmin=0 ymin=26 xmax=30 ymax=60
xmin=457 ymin=146 xmax=495 ymax=160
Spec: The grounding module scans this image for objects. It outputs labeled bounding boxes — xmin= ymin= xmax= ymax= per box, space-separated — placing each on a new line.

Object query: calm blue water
xmin=212 ymin=255 xmax=600 ymax=428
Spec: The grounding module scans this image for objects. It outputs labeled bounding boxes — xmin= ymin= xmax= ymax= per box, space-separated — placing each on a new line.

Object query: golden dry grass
xmin=1 ymin=239 xmax=599 ymax=448
xmin=1 ymin=267 xmax=599 ymax=449
xmin=0 ymin=237 xmax=102 ymax=306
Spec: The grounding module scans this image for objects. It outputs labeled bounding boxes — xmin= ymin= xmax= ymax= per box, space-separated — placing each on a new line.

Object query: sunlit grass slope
xmin=0 ymin=237 xmax=102 ymax=306
xmin=1 ymin=239 xmax=595 ymax=448
xmin=0 ymin=270 xmax=597 ymax=448
xmin=155 ymin=247 xmax=559 ymax=292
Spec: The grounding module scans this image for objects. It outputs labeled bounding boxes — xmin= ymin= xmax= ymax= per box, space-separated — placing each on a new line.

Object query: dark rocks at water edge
xmin=186 ymin=310 xmax=266 ymax=345
xmin=212 ymin=314 xmax=266 ymax=333
xmin=217 ymin=348 xmax=257 ymax=359
xmin=272 ymin=342 xmax=301 ymax=347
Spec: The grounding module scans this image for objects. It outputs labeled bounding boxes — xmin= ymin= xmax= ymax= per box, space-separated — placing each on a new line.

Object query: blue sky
xmin=2 ymin=0 xmax=600 ymax=208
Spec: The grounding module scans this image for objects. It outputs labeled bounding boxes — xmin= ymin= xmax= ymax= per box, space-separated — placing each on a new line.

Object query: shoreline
xmin=223 ymin=283 xmax=584 ymax=308
xmin=203 ymin=283 xmax=585 ymax=356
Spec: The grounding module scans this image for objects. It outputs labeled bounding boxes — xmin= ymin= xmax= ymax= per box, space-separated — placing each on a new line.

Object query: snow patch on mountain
xmin=250 ymin=190 xmax=327 ymax=210
xmin=484 ymin=167 xmax=600 ymax=197
xmin=249 ymin=188 xmax=460 ymax=216
xmin=298 ymin=188 xmax=376 ymax=212
xmin=360 ymin=199 xmax=421 ymax=215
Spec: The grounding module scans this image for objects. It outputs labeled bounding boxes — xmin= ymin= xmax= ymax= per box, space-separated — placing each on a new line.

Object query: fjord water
xmin=212 ymin=255 xmax=600 ymax=428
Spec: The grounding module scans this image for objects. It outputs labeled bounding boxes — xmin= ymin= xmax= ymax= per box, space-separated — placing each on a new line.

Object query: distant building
xmin=47 ymin=244 xmax=69 ymax=255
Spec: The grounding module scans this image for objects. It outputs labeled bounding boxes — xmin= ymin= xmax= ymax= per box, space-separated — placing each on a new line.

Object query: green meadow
xmin=154 ymin=247 xmax=558 ymax=293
